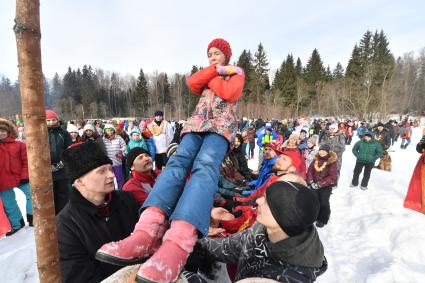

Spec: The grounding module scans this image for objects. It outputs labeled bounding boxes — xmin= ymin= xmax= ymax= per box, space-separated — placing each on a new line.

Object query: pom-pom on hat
xmin=61 ymin=141 xmax=112 ymax=184
xmin=207 ymin=38 xmax=232 ymax=64
xmin=265 ymin=181 xmax=320 ymax=237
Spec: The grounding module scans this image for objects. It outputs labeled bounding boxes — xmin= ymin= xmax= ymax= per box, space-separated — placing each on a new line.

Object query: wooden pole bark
xmin=14 ymin=1 xmax=61 ymax=282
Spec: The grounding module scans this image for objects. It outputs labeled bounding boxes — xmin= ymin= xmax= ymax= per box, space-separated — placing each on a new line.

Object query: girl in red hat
xmin=96 ymin=38 xmax=245 ymax=282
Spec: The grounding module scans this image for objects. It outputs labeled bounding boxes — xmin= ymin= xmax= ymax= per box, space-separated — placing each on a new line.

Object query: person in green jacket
xmin=350 ymin=131 xmax=384 ymax=190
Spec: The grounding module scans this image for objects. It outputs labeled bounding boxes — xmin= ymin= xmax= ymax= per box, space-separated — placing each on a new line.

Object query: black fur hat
xmin=61 ymin=141 xmax=112 ymax=183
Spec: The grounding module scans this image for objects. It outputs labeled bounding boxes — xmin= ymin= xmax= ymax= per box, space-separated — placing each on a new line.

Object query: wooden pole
xmin=14 ymin=1 xmax=61 ymax=282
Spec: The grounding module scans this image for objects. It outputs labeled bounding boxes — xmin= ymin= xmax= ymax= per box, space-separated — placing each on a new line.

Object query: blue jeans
xmin=0 ymin=188 xmax=23 ymax=229
xmin=18 ymin=182 xmax=32 ymax=215
xmin=143 ymin=133 xmax=228 ymax=236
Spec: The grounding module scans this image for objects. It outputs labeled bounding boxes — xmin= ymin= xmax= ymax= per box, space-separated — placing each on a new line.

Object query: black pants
xmin=352 ymin=161 xmax=374 ymax=187
xmin=155 ymin=153 xmax=168 ymax=170
xmin=315 ymin=187 xmax=332 ymax=224
xmin=345 ymin=136 xmax=352 ymax=145
xmin=53 ymin=179 xmax=70 ymax=215
xmin=249 ymin=142 xmax=255 ymax=159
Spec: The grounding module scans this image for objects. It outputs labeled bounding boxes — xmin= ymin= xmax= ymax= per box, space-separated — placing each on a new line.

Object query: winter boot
xmin=6 ymin=218 xmax=25 ymax=236
xmin=136 ymin=220 xmax=198 ymax=283
xmin=96 ymin=206 xmax=168 ymax=266
xmin=27 ymin=214 xmax=33 ymax=227
xmin=360 ymin=186 xmax=368 ymax=190
xmin=349 ymin=184 xmax=357 ymax=188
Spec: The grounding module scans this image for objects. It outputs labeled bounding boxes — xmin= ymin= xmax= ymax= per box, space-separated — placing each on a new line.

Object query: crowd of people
xmin=0 ymin=37 xmax=422 ymax=283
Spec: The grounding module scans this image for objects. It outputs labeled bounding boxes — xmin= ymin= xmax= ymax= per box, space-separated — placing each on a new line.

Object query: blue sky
xmin=1 ymin=0 xmax=425 ymax=81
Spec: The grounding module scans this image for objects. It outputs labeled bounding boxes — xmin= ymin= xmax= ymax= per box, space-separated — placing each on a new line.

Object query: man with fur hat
xmin=0 ymin=118 xmax=32 ymax=235
xmin=123 ymin=147 xmax=161 ymax=206
xmin=148 ymin=110 xmax=174 ymax=170
xmin=45 ymin=109 xmax=73 ymax=214
xmin=350 ymin=131 xmax=383 ymax=190
xmin=57 ymin=141 xmax=139 ymax=282
xmin=198 ymin=181 xmax=327 ymax=282
xmin=307 ymin=144 xmax=337 ymax=228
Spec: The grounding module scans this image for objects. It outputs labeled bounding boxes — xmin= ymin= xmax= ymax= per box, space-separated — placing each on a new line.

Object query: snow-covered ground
xmin=1 ymin=128 xmax=424 ymax=283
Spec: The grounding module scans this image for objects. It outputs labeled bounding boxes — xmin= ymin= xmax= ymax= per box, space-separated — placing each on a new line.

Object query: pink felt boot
xmin=95 ymin=206 xmax=168 ymax=266
xmin=136 ymin=220 xmax=198 ymax=283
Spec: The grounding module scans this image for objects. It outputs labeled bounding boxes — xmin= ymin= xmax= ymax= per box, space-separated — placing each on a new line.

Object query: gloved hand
xmin=19 ymin=179 xmax=29 ymax=186
xmin=115 ymin=150 xmax=124 ymax=159
xmin=216 ymin=65 xmax=243 ymax=76
xmin=310 ymin=183 xmax=320 ymax=190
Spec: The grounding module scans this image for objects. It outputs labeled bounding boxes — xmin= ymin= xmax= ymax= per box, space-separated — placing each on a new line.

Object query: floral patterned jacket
xmin=181 ymin=65 xmax=244 ymax=144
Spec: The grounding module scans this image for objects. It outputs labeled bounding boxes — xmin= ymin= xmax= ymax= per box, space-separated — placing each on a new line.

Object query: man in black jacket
xmin=57 ymin=141 xmax=139 ymax=283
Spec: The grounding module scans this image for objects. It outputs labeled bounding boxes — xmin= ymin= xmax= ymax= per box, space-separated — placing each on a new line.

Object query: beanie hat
xmin=83 ymin=124 xmax=95 ymax=132
xmin=307 ymin=137 xmax=317 ymax=146
xmin=363 ymin=131 xmax=373 ymax=138
xmin=103 ymin=123 xmax=115 ymax=133
xmin=154 ymin=110 xmax=164 ymax=117
xmin=67 ymin=124 xmax=79 ymax=133
xmin=207 ymin=38 xmax=232 ymax=64
xmin=166 ymin=143 xmax=179 ymax=158
xmin=265 ymin=181 xmax=320 ymax=237
xmin=127 ymin=147 xmax=151 ymax=170
xmin=61 ymin=141 xmax=112 ymax=184
xmin=319 ymin=144 xmax=331 ymax=153
xmin=45 ymin=109 xmax=58 ymax=119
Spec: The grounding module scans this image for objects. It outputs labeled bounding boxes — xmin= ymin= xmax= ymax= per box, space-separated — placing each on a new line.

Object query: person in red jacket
xmin=0 ymin=118 xmax=31 ymax=236
xmin=123 ymin=147 xmax=161 ymax=206
xmin=307 ymin=144 xmax=337 ymax=228
xmin=283 ymin=133 xmax=307 ymax=179
xmin=97 ymin=38 xmax=245 ymax=283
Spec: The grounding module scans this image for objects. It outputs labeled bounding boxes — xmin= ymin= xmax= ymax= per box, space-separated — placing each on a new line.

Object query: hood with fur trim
xmin=0 ymin=118 xmax=18 ymax=138
xmin=313 ymin=151 xmax=337 ymax=164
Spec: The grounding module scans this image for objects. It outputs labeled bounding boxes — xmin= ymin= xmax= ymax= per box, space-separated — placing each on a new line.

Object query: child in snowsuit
xmin=96 ymin=38 xmax=245 ymax=283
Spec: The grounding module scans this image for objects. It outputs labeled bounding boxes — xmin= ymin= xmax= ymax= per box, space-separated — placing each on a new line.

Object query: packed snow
xmin=1 ymin=128 xmax=424 ymax=283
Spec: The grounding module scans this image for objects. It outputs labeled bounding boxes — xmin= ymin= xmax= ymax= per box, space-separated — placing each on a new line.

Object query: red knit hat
xmin=45 ymin=109 xmax=58 ymax=119
xmin=207 ymin=38 xmax=232 ymax=64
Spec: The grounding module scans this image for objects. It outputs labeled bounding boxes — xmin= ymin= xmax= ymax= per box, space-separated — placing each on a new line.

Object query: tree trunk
xmin=14 ymin=1 xmax=61 ymax=282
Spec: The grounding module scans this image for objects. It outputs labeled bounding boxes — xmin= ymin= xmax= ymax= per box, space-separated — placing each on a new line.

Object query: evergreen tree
xmin=304 ymin=49 xmax=325 ymax=86
xmin=295 ymin=57 xmax=303 ymax=78
xmin=252 ymin=43 xmax=270 ymax=103
xmin=237 ymin=49 xmax=254 ymax=102
xmin=134 ymin=68 xmax=149 ymax=116
xmin=332 ymin=63 xmax=344 ymax=80
xmin=324 ymin=65 xmax=333 ymax=81
xmin=278 ymin=54 xmax=297 ymax=107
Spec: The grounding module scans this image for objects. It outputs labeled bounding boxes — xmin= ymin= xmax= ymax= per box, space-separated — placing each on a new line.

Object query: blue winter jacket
xmin=126 ymin=129 xmax=156 ymax=157
xmin=246 ymin=156 xmax=277 ymax=194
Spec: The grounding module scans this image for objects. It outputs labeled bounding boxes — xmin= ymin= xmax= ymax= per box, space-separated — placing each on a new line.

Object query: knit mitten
xmin=96 ymin=207 xmax=167 ymax=266
xmin=136 ymin=220 xmax=197 ymax=283
xmin=216 ymin=65 xmax=243 ymax=76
